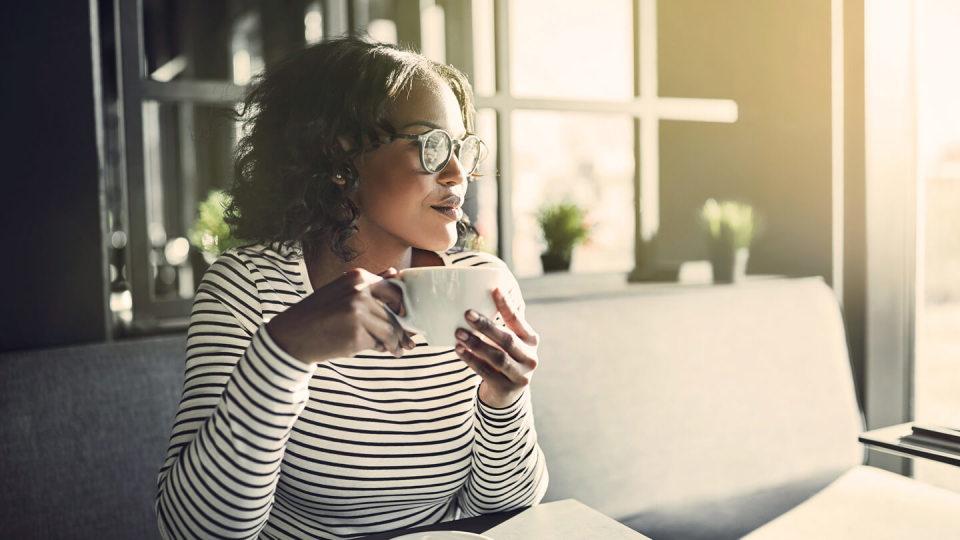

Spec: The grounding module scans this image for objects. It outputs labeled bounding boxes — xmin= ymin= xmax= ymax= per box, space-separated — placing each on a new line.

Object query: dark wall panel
xmin=0 ymin=1 xmax=108 ymax=351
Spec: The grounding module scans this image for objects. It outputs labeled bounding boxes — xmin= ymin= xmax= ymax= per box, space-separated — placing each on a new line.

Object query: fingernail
xmin=466 ymin=310 xmax=479 ymax=322
xmin=456 ymin=329 xmax=469 ymax=340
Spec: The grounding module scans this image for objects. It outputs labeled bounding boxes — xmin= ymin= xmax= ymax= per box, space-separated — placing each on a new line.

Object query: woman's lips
xmin=430 ymin=206 xmax=463 ymax=221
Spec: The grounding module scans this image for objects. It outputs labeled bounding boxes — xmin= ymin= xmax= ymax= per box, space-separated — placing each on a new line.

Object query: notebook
xmin=483 ymin=499 xmax=650 ymax=540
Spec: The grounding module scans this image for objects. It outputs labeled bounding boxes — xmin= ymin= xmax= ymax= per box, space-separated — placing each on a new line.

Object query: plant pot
xmin=541 ymin=252 xmax=572 ymax=273
xmin=708 ymin=243 xmax=749 ymax=284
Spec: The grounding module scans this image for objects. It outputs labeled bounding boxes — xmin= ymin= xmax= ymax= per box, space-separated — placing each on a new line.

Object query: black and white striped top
xmin=156 ymin=243 xmax=549 ymax=539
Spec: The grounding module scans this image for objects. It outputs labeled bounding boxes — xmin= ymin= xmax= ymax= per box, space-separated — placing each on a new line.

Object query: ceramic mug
xmin=384 ymin=266 xmax=507 ymax=348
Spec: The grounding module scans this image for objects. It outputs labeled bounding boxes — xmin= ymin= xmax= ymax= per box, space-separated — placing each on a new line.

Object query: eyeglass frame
xmin=387 ymin=128 xmax=488 ymax=176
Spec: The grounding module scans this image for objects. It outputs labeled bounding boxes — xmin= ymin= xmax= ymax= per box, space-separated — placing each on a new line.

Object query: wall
xmin=0 ymin=1 xmax=109 ymax=351
xmin=657 ymin=0 xmax=834 ymax=281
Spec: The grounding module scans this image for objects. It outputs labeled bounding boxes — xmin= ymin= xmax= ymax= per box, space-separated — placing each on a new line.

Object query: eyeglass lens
xmin=422 ymin=131 xmax=482 ymax=173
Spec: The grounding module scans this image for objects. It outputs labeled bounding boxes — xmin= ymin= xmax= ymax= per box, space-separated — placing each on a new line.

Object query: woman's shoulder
xmin=234 ymin=241 xmax=302 ymax=265
xmin=201 ymin=242 xmax=301 ymax=290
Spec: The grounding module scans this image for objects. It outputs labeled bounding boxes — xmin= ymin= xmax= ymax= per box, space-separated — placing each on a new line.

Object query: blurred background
xmin=1 ymin=0 xmax=958 ymax=494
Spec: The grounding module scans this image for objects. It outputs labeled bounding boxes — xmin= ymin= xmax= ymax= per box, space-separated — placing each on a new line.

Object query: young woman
xmin=156 ymin=37 xmax=548 ymax=539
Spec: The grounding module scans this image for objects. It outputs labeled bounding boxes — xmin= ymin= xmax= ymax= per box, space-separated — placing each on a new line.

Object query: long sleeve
xmin=455 ymin=268 xmax=549 ymax=516
xmin=455 ymin=388 xmax=549 ymax=516
xmin=156 ymin=253 xmax=317 ymax=539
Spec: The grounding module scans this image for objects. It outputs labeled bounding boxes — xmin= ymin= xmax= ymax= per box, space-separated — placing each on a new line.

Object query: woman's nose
xmin=437 ymin=153 xmax=467 ymax=186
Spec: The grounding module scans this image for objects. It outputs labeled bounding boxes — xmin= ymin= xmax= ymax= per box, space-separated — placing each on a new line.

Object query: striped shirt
xmin=156 ymin=242 xmax=549 ymax=539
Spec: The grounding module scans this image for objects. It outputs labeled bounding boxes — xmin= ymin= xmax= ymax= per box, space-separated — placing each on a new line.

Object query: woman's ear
xmin=336 ymin=135 xmax=354 ymax=152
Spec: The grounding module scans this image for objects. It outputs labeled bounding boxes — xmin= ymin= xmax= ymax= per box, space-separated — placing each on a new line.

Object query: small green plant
xmin=537 ymin=202 xmax=591 ymax=259
xmin=699 ymin=198 xmax=758 ymax=248
xmin=189 ymin=190 xmax=242 ymax=263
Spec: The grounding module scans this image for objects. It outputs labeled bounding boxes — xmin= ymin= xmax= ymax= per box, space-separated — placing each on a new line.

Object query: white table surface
xmin=743 ymin=465 xmax=960 ymax=540
xmin=483 ymin=499 xmax=650 ymax=540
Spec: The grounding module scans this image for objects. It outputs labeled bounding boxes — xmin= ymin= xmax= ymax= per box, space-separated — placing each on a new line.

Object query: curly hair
xmin=225 ymin=37 xmax=481 ymax=262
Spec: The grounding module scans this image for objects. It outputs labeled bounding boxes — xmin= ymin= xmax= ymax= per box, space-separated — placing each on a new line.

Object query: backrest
xmin=525 ymin=277 xmax=864 ymax=519
xmin=0 ymin=335 xmax=186 ymax=540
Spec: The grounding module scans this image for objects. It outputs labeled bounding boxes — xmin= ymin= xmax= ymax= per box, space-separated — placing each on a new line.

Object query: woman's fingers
xmin=360 ymin=294 xmax=416 ymax=354
xmin=454 ymin=325 xmax=533 ymax=384
xmin=376 ymin=267 xmax=399 ymax=278
xmin=492 ymin=288 xmax=538 ymax=346
xmin=461 ymin=309 xmax=537 ymax=370
xmin=455 ymin=343 xmax=512 ymax=387
xmin=368 ymin=278 xmax=405 ymax=316
xmin=361 ymin=313 xmax=406 ymax=356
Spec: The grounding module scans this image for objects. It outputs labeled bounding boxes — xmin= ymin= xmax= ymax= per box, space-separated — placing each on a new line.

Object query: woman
xmin=156 ymin=37 xmax=548 ymax=539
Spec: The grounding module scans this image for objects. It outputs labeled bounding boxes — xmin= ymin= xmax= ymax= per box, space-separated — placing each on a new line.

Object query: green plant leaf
xmin=698 ymin=198 xmax=759 ymax=248
xmin=537 ymin=202 xmax=591 ymax=257
xmin=188 ymin=190 xmax=241 ymax=259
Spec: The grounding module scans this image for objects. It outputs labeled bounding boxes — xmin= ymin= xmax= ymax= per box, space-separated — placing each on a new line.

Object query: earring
xmin=333 ymin=173 xmax=346 ymax=186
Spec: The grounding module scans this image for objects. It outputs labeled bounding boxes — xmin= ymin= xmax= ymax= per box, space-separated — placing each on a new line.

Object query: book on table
xmin=900 ymin=424 xmax=960 ymax=453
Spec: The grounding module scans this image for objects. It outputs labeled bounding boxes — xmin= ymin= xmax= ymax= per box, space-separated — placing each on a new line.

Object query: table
xmin=359 ymin=499 xmax=650 ymax=540
xmin=859 ymin=422 xmax=960 ymax=468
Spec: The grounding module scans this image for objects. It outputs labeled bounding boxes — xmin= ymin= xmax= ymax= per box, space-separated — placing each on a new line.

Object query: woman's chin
xmin=415 ymin=231 xmax=457 ymax=253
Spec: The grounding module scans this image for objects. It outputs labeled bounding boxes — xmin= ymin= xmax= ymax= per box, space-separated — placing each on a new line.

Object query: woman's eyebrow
xmin=400 ymin=121 xmax=468 ymax=138
xmin=401 ymin=120 xmax=442 ymax=130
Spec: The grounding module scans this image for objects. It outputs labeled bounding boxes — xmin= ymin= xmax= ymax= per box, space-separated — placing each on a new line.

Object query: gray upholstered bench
xmin=526 ymin=276 xmax=960 ymax=539
xmin=0 ymin=335 xmax=185 ymax=539
xmin=3 ymin=276 xmax=958 ymax=539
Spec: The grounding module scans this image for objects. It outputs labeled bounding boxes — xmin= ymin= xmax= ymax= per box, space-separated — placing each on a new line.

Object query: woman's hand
xmin=454 ymin=287 xmax=540 ymax=408
xmin=267 ymin=267 xmax=416 ymax=365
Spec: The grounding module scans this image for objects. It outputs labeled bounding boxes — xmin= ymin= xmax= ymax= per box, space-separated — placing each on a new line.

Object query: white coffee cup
xmin=384 ymin=266 xmax=507 ymax=348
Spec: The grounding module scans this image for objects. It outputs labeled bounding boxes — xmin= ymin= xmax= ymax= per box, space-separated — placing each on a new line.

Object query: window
xmin=107 ymin=0 xmax=646 ymax=333
xmin=476 ymin=0 xmax=637 ymax=276
xmin=110 ymin=0 xmax=332 ymax=332
xmin=913 ymin=0 xmax=960 ymax=493
xmin=510 ymin=111 xmax=634 ymax=276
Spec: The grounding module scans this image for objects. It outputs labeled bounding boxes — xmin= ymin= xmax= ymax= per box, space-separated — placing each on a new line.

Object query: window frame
xmin=114 ymin=0 xmax=352 ymax=333
xmin=112 ymin=0 xmax=646 ymax=334
xmin=476 ymin=0 xmax=642 ymax=273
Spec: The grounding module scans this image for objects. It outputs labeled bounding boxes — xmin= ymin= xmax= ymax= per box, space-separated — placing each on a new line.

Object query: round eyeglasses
xmin=389 ymin=128 xmax=488 ymax=176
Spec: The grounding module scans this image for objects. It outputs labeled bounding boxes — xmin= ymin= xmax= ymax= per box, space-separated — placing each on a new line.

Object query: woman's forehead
xmin=389 ymin=77 xmax=465 ymax=136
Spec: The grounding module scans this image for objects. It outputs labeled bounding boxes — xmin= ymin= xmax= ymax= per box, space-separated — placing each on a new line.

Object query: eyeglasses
xmin=389 ymin=128 xmax=488 ymax=176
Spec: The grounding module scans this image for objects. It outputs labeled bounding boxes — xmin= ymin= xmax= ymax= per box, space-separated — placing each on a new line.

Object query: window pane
xmin=509 ymin=0 xmax=633 ymax=100
xmin=470 ymin=109 xmax=499 ymax=254
xmin=914 ymin=0 xmax=960 ymax=494
xmin=352 ymin=1 xmax=432 ymax=57
xmin=472 ymin=0 xmax=496 ymax=96
xmin=511 ymin=111 xmax=635 ymax=277
xmin=143 ymin=1 xmax=312 ymax=83
xmin=142 ymin=101 xmax=236 ymax=301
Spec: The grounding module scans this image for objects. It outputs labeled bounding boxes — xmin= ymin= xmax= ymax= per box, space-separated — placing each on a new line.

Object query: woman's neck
xmin=303 ymin=232 xmax=444 ymax=292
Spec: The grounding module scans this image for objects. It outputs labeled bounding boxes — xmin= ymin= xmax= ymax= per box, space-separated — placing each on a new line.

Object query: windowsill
xmin=119 ymin=269 xmax=790 ymax=338
xmin=519 ymin=271 xmax=788 ymax=304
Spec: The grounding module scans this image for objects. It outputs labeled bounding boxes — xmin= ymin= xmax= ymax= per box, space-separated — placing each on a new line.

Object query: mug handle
xmin=382 ymin=278 xmax=424 ymax=336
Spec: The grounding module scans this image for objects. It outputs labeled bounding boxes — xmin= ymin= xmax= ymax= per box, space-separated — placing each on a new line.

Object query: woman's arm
xmin=155 ymin=253 xmax=317 ymax=540
xmin=454 ymin=275 xmax=549 ymax=516
xmin=456 ymin=388 xmax=550 ymax=516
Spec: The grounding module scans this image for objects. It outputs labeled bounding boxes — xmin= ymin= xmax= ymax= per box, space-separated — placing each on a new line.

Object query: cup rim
xmin=399 ymin=266 xmax=502 ymax=275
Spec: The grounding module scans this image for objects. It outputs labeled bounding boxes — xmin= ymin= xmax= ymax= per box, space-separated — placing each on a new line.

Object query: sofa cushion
xmin=525 ymin=277 xmax=864 ymax=520
xmin=0 ymin=335 xmax=186 ymax=540
xmin=743 ymin=465 xmax=960 ymax=539
xmin=621 ymin=468 xmax=844 ymax=540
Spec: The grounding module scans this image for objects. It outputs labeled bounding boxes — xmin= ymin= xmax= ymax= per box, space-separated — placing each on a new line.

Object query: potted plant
xmin=537 ymin=202 xmax=591 ymax=273
xmin=699 ymin=198 xmax=759 ymax=283
xmin=188 ymin=190 xmax=242 ymax=265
